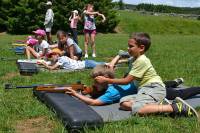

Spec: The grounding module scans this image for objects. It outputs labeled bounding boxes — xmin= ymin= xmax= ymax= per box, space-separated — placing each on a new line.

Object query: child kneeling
xmin=95 ymin=32 xmax=198 ymax=117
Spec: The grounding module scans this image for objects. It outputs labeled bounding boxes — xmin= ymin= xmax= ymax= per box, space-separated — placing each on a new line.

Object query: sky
xmin=113 ymin=0 xmax=200 ymax=7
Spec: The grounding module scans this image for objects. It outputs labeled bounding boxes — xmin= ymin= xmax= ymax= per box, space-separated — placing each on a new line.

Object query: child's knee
xmin=26 ymin=46 xmax=31 ymax=51
xmin=120 ymin=101 xmax=133 ymax=111
xmin=91 ymin=40 xmax=95 ymax=45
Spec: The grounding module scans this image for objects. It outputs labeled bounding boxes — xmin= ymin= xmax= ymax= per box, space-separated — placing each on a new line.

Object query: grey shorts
xmin=120 ymin=83 xmax=166 ymax=114
xmin=45 ymin=26 xmax=52 ymax=32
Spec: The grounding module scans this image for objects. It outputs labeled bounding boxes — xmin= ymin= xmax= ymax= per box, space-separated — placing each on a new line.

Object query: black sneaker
xmin=118 ymin=50 xmax=130 ymax=58
xmin=171 ymin=97 xmax=199 ymax=118
xmin=174 ymin=78 xmax=184 ymax=86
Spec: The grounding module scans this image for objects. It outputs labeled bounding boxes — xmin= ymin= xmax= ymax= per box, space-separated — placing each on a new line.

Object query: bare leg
xmin=120 ymin=100 xmax=134 ymax=111
xmin=138 ymin=104 xmax=173 ymax=115
xmin=46 ymin=32 xmax=52 ymax=45
xmin=84 ymin=33 xmax=90 ymax=58
xmin=25 ymin=46 xmax=39 ymax=59
xmin=120 ymin=101 xmax=173 ymax=115
xmin=91 ymin=33 xmax=96 ymax=57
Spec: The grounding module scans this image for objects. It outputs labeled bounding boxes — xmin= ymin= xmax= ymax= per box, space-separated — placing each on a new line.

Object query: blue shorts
xmin=85 ymin=60 xmax=105 ymax=68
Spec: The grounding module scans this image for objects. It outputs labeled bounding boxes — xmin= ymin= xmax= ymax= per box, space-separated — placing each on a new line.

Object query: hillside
xmin=117 ymin=10 xmax=200 ymax=35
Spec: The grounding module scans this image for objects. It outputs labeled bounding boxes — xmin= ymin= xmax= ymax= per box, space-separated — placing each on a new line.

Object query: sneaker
xmin=174 ymin=78 xmax=184 ymax=86
xmin=92 ymin=53 xmax=96 ymax=58
xmin=160 ymin=98 xmax=171 ymax=105
xmin=84 ymin=54 xmax=88 ymax=58
xmin=118 ymin=50 xmax=130 ymax=58
xmin=171 ymin=97 xmax=199 ymax=118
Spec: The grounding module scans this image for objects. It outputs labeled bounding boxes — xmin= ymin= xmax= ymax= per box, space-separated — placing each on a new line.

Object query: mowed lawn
xmin=1 ymin=10 xmax=200 ymax=132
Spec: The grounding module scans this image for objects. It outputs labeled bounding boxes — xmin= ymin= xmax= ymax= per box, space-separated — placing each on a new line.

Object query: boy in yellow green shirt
xmin=95 ymin=32 xmax=198 ymax=117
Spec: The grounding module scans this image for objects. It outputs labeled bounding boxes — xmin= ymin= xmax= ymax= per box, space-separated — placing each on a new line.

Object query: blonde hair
xmin=90 ymin=65 xmax=115 ymax=79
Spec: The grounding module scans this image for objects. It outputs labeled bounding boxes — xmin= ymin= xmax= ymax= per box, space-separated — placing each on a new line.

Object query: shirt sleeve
xmin=57 ymin=58 xmax=64 ymax=66
xmin=42 ymin=41 xmax=49 ymax=49
xmin=129 ymin=58 xmax=148 ymax=78
xmin=97 ymin=86 xmax=120 ymax=104
xmin=67 ymin=38 xmax=74 ymax=47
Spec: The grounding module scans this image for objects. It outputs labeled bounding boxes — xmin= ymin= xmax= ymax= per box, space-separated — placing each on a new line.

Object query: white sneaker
xmin=92 ymin=53 xmax=96 ymax=58
xmin=84 ymin=54 xmax=88 ymax=58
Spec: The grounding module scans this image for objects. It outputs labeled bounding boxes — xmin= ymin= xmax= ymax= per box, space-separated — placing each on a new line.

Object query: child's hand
xmin=37 ymin=60 xmax=44 ymax=64
xmin=95 ymin=76 xmax=108 ymax=83
xmin=64 ymin=87 xmax=77 ymax=96
xmin=105 ymin=63 xmax=114 ymax=69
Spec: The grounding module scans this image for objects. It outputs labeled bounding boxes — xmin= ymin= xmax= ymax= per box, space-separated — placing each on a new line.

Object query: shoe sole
xmin=175 ymin=97 xmax=199 ymax=118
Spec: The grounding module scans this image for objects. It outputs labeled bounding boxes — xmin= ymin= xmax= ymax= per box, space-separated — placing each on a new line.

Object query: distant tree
xmin=118 ymin=0 xmax=124 ymax=10
xmin=0 ymin=0 xmax=119 ymax=34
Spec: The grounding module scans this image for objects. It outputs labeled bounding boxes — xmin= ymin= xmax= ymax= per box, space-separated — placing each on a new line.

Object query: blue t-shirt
xmin=97 ymin=83 xmax=137 ymax=104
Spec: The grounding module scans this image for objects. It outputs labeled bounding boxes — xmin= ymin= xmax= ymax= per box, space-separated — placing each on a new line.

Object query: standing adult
xmin=44 ymin=1 xmax=54 ymax=45
xmin=69 ymin=10 xmax=80 ymax=45
xmin=83 ymin=4 xmax=106 ymax=58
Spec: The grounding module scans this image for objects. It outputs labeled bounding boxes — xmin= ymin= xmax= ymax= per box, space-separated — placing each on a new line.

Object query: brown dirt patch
xmin=15 ymin=117 xmax=53 ymax=133
xmin=1 ymin=72 xmax=19 ymax=80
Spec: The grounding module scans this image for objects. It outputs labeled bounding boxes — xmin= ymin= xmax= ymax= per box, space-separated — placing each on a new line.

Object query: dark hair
xmin=56 ymin=30 xmax=67 ymax=38
xmin=130 ymin=32 xmax=151 ymax=52
xmin=90 ymin=65 xmax=115 ymax=79
xmin=85 ymin=4 xmax=94 ymax=10
xmin=56 ymin=30 xmax=68 ymax=50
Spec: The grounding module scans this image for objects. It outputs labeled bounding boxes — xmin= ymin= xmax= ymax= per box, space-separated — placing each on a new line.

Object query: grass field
xmin=1 ymin=11 xmax=200 ymax=132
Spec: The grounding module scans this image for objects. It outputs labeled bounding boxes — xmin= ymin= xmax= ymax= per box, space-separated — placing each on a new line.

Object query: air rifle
xmin=5 ymin=82 xmax=93 ymax=95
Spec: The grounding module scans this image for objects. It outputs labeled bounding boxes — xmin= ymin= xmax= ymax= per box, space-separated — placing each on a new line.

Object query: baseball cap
xmin=26 ymin=38 xmax=38 ymax=46
xmin=72 ymin=10 xmax=78 ymax=14
xmin=47 ymin=48 xmax=62 ymax=58
xmin=33 ymin=29 xmax=46 ymax=36
xmin=46 ymin=1 xmax=52 ymax=5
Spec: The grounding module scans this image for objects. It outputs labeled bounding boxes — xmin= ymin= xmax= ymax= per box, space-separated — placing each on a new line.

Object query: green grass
xmin=117 ymin=10 xmax=200 ymax=35
xmin=1 ymin=11 xmax=200 ymax=132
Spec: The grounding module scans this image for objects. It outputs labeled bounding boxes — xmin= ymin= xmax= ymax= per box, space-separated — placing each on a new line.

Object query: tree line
xmin=0 ymin=0 xmax=119 ymax=34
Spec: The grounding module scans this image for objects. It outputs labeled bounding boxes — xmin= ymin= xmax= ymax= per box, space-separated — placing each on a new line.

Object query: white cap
xmin=46 ymin=1 xmax=52 ymax=5
xmin=72 ymin=10 xmax=78 ymax=14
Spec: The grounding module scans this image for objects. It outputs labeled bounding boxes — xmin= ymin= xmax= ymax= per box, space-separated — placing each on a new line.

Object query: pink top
xmin=70 ymin=18 xmax=78 ymax=29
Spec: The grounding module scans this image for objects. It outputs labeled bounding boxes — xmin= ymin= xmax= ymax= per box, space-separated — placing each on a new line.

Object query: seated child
xmin=38 ymin=52 xmax=105 ymax=70
xmin=112 ymin=51 xmax=200 ymax=101
xmin=25 ymin=29 xmax=51 ymax=59
xmin=50 ymin=30 xmax=82 ymax=60
xmin=94 ymin=32 xmax=198 ymax=117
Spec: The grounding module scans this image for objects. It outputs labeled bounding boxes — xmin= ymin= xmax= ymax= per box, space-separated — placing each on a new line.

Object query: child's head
xmin=90 ymin=65 xmax=115 ymax=98
xmin=72 ymin=10 xmax=78 ymax=16
xmin=128 ymin=32 xmax=151 ymax=57
xmin=85 ymin=4 xmax=94 ymax=11
xmin=33 ymin=29 xmax=46 ymax=41
xmin=91 ymin=65 xmax=115 ymax=79
xmin=46 ymin=1 xmax=52 ymax=8
xmin=48 ymin=52 xmax=60 ymax=62
xmin=26 ymin=38 xmax=38 ymax=47
xmin=56 ymin=30 xmax=68 ymax=45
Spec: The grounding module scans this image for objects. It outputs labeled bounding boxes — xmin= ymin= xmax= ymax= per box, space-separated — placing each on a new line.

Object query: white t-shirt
xmin=44 ymin=8 xmax=54 ymax=27
xmin=66 ymin=38 xmax=82 ymax=54
xmin=56 ymin=56 xmax=85 ymax=70
xmin=36 ymin=40 xmax=50 ymax=54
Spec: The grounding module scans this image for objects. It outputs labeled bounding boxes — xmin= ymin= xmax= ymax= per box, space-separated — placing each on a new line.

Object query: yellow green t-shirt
xmin=129 ymin=54 xmax=165 ymax=88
